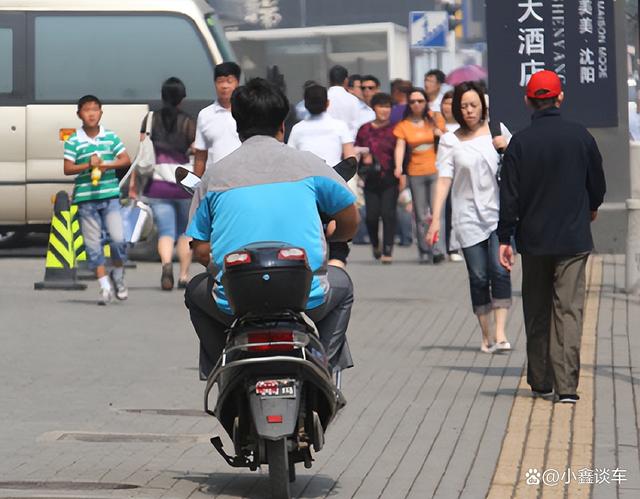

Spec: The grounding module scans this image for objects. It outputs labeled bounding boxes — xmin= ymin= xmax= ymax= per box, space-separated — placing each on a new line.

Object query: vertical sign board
xmin=409 ymin=11 xmax=449 ymax=49
xmin=486 ymin=0 xmax=618 ymax=131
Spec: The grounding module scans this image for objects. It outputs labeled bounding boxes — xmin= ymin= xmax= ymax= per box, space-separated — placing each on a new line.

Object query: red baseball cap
xmin=526 ymin=70 xmax=562 ymax=99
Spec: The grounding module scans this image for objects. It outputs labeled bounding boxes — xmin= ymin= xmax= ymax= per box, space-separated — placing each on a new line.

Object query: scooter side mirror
xmin=333 ymin=157 xmax=358 ymax=182
xmin=175 ymin=166 xmax=201 ymax=195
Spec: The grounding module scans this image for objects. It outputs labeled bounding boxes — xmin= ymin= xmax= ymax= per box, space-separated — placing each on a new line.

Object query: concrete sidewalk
xmin=0 ymin=247 xmax=637 ymax=498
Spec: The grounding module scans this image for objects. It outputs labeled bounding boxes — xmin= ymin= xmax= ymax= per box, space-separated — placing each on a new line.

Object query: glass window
xmin=0 ymin=28 xmax=12 ymax=93
xmin=205 ymin=13 xmax=236 ymax=62
xmin=35 ymin=15 xmax=214 ymax=101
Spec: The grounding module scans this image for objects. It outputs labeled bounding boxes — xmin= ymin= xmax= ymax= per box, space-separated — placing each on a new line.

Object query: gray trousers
xmin=521 ymin=253 xmax=589 ymax=395
xmin=408 ymin=174 xmax=445 ymax=257
xmin=185 ymin=266 xmax=354 ymax=378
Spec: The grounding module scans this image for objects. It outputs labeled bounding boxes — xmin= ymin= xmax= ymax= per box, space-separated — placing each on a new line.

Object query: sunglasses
xmin=362 ymin=86 xmax=377 ymax=90
xmin=409 ymin=99 xmax=426 ymax=104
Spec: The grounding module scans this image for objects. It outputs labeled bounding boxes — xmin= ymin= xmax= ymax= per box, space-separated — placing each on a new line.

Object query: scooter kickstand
xmin=210 ymin=437 xmax=249 ymax=468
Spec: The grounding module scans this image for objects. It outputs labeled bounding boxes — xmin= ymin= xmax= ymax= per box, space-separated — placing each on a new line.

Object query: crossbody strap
xmin=145 ymin=111 xmax=154 ymax=139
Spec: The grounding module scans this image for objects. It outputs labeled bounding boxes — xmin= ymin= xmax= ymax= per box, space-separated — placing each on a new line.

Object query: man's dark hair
xmin=214 ymin=61 xmax=241 ymax=80
xmin=452 ymin=81 xmax=488 ymax=130
xmin=231 ymin=78 xmax=290 ymax=140
xmin=370 ymin=92 xmax=393 ymax=108
xmin=304 ymin=84 xmax=328 ymax=115
xmin=528 ymin=89 xmax=558 ymax=110
xmin=77 ymin=94 xmax=102 ymax=111
xmin=348 ymin=74 xmax=362 ymax=88
xmin=424 ymin=69 xmax=446 ymax=84
xmin=302 ymin=79 xmax=318 ymax=90
xmin=362 ymin=75 xmax=380 ymax=87
xmin=329 ymin=65 xmax=349 ymax=86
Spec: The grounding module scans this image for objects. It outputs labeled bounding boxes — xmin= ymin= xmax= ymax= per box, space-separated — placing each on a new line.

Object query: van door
xmin=0 ymin=12 xmax=26 ymax=226
xmin=26 ymin=12 xmax=216 ymax=223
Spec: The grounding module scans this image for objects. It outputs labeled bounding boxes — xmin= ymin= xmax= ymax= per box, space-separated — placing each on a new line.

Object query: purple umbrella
xmin=446 ymin=64 xmax=488 ymax=86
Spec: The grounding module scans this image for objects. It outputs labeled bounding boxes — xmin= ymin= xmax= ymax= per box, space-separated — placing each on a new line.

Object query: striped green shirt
xmin=64 ymin=126 xmax=126 ymax=203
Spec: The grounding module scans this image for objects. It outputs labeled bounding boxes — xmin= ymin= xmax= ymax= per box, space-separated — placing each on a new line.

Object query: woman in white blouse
xmin=427 ymin=81 xmax=512 ymax=353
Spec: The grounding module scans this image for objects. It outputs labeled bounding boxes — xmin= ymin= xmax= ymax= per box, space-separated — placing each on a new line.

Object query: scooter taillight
xmin=248 ymin=330 xmax=295 ymax=352
xmin=234 ymin=330 xmax=309 ymax=352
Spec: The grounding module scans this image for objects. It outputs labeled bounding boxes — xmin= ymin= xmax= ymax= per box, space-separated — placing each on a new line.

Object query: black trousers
xmin=185 ymin=266 xmax=355 ymax=378
xmin=363 ymin=185 xmax=399 ymax=256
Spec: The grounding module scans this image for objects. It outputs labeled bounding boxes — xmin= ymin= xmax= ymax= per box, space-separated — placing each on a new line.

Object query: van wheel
xmin=266 ymin=438 xmax=291 ymax=499
xmin=0 ymin=231 xmax=26 ymax=249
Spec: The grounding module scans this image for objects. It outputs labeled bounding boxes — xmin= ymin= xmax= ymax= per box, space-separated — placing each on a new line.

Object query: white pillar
xmin=627 ymin=142 xmax=640 ymax=294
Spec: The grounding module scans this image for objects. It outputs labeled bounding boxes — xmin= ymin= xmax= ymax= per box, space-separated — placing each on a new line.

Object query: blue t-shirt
xmin=187 ymin=135 xmax=356 ymax=314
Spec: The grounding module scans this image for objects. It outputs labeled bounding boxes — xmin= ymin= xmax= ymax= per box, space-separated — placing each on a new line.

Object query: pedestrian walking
xmin=129 ymin=77 xmax=195 ymax=290
xmin=288 ymin=84 xmax=355 ymax=166
xmin=424 ymin=69 xmax=446 ymax=113
xmin=394 ymin=87 xmax=446 ymax=264
xmin=63 ymin=95 xmax=131 ymax=305
xmin=440 ymin=90 xmax=463 ymax=262
xmin=427 ymin=81 xmax=512 ymax=353
xmin=327 ymin=65 xmax=362 ymax=139
xmin=193 ymin=62 xmax=242 ymax=176
xmin=497 ymin=70 xmax=606 ymax=403
xmin=355 ymin=92 xmax=399 ymax=263
xmin=288 ymin=84 xmax=356 ymax=269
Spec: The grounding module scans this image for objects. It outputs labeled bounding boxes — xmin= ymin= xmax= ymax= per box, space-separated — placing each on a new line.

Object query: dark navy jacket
xmin=497 ymin=107 xmax=606 ymax=255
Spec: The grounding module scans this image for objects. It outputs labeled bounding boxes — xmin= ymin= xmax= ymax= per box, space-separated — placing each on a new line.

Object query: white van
xmin=0 ymin=0 xmax=234 ymax=245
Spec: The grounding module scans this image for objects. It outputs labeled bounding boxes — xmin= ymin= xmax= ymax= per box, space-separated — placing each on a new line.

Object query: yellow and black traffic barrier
xmin=34 ymin=191 xmax=87 ymax=290
xmin=70 ymin=204 xmax=94 ymax=280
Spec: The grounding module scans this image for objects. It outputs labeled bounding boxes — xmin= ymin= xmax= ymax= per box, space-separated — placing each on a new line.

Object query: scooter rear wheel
xmin=266 ymin=438 xmax=291 ymax=499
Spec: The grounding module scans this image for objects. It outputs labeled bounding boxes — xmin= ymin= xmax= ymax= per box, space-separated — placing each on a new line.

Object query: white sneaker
xmin=449 ymin=252 xmax=464 ymax=262
xmin=98 ymin=286 xmax=114 ymax=305
xmin=110 ymin=270 xmax=128 ymax=300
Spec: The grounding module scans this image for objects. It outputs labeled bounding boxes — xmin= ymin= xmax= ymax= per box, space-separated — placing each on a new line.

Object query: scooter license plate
xmin=255 ymin=379 xmax=296 ymax=399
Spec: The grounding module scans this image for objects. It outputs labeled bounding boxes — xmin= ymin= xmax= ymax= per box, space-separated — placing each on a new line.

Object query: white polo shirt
xmin=327 ymin=86 xmax=362 ymax=139
xmin=287 ymin=112 xmax=353 ymax=166
xmin=194 ymin=101 xmax=241 ymax=170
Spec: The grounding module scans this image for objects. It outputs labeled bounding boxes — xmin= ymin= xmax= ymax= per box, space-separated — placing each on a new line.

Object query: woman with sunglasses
xmin=426 ymin=81 xmax=513 ymax=353
xmin=393 ymin=87 xmax=447 ymax=264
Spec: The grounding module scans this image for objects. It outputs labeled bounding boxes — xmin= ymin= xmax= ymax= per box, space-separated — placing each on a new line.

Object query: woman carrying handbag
xmin=427 ymin=81 xmax=513 ymax=353
xmin=393 ymin=87 xmax=447 ymax=264
xmin=355 ymin=93 xmax=399 ymax=264
xmin=129 ymin=77 xmax=196 ymax=290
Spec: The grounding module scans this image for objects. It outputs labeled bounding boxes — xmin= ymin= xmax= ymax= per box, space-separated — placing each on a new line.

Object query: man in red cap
xmin=496 ymin=70 xmax=606 ymax=404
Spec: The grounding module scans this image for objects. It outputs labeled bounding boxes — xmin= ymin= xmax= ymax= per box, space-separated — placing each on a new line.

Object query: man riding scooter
xmin=184 ymin=78 xmax=359 ymax=378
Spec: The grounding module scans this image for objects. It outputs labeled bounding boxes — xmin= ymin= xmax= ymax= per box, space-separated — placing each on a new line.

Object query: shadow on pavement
xmin=439 ymin=366 xmax=523 ymax=377
xmin=171 ymin=471 xmax=337 ymax=498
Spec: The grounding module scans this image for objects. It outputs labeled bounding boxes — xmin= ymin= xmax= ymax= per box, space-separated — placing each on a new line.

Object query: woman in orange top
xmin=393 ymin=88 xmax=446 ymax=263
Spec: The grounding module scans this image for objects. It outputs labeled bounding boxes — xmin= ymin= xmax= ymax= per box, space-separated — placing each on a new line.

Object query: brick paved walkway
xmin=0 ymin=248 xmax=637 ymax=498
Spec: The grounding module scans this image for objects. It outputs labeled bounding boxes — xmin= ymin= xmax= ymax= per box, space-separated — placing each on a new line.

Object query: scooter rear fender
xmin=247 ymin=379 xmax=301 ymax=440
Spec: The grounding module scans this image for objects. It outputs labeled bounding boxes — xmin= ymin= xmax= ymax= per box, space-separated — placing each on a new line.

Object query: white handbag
xmin=135 ymin=111 xmax=156 ymax=176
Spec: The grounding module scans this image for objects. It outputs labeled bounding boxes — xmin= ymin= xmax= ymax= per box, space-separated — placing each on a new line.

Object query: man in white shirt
xmin=424 ymin=69 xmax=446 ymax=113
xmin=288 ymin=84 xmax=355 ymax=165
xmin=326 ymin=65 xmax=362 ymax=139
xmin=193 ymin=62 xmax=242 ymax=176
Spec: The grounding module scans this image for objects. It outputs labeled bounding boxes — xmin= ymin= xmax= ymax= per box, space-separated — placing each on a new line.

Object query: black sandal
xmin=161 ymin=263 xmax=174 ymax=291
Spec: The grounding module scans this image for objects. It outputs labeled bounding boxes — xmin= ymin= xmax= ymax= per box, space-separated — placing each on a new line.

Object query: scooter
xmin=175 ymin=158 xmax=357 ymax=499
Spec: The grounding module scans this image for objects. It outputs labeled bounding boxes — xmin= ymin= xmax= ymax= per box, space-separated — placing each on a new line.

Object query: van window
xmin=34 ymin=15 xmax=214 ymax=101
xmin=0 ymin=29 xmax=12 ymax=92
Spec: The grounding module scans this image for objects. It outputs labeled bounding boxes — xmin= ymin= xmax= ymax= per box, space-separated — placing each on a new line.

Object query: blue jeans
xmin=461 ymin=231 xmax=512 ymax=315
xmin=77 ymin=198 xmax=127 ymax=269
xmin=148 ymin=198 xmax=191 ymax=240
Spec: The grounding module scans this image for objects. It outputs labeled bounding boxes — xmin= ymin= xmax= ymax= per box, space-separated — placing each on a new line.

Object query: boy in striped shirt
xmin=63 ymin=95 xmax=131 ymax=305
